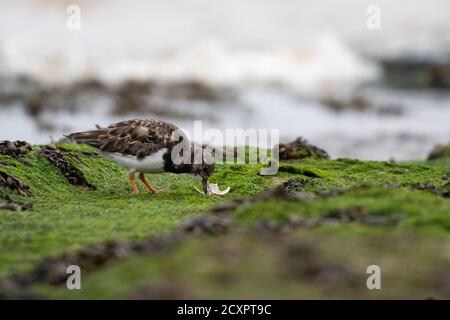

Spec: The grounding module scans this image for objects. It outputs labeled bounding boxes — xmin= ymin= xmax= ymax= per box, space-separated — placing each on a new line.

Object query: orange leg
xmin=128 ymin=170 xmax=139 ymax=195
xmin=138 ymin=173 xmax=159 ymax=194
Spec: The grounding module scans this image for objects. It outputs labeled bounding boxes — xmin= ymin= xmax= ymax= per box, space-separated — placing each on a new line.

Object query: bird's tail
xmin=64 ymin=129 xmax=107 ymax=149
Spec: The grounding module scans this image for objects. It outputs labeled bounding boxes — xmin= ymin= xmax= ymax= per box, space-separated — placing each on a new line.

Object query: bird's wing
xmin=66 ymin=119 xmax=180 ymax=159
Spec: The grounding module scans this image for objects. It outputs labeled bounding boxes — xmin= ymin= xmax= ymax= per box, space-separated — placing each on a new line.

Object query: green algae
xmin=0 ymin=144 xmax=271 ymax=277
xmin=39 ymin=231 xmax=450 ymax=299
xmin=0 ymin=143 xmax=449 ymax=298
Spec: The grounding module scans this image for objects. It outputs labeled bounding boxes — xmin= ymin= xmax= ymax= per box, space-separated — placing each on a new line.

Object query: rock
xmin=380 ymin=57 xmax=450 ymax=89
xmin=323 ymin=206 xmax=402 ymax=226
xmin=410 ymin=182 xmax=439 ymax=193
xmin=0 ymin=170 xmax=32 ymax=196
xmin=39 ymin=145 xmax=95 ymax=189
xmin=29 ymin=239 xmax=131 ymax=285
xmin=410 ymin=181 xmax=450 ymax=198
xmin=279 ymin=177 xmax=316 ymax=195
xmin=441 ymin=182 xmax=450 ymax=198
xmin=323 ymin=206 xmax=368 ymax=222
xmin=0 ymin=201 xmax=32 ymax=212
xmin=211 ymin=199 xmax=244 ymax=213
xmin=181 ymin=214 xmax=233 ymax=235
xmin=278 ymin=137 xmax=329 ymax=160
xmin=427 ymin=143 xmax=450 ymax=160
xmin=0 ymin=140 xmax=32 ymax=158
xmin=165 ymin=80 xmax=226 ymax=101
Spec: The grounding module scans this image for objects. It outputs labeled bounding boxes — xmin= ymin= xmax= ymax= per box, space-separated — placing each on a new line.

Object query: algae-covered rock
xmin=0 ymin=170 xmax=32 ymax=212
xmin=278 ymin=137 xmax=329 ymax=160
xmin=0 ymin=170 xmax=31 ymax=196
xmin=427 ymin=142 xmax=450 ymax=160
xmin=0 ymin=201 xmax=32 ymax=212
xmin=0 ymin=140 xmax=32 ymax=158
xmin=39 ymin=145 xmax=95 ymax=189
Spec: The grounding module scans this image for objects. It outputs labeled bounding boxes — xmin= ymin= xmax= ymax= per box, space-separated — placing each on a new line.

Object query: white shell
xmin=209 ymin=184 xmax=231 ymax=195
xmin=194 ymin=183 xmax=231 ymax=195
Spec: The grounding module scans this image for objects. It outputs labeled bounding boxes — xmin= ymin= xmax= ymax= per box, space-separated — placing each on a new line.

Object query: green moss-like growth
xmin=40 ymin=232 xmax=450 ymax=299
xmin=0 ymin=143 xmax=449 ymax=298
xmin=0 ymin=144 xmax=270 ymax=278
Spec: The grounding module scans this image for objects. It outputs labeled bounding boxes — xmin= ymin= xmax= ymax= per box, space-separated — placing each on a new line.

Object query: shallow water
xmin=1 ymin=85 xmax=449 ymax=160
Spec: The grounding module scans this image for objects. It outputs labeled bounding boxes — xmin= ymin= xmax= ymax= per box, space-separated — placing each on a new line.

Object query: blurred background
xmin=0 ymin=0 xmax=449 ymax=160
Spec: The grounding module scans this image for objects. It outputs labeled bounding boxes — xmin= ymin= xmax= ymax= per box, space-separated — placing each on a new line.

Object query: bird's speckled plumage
xmin=66 ymin=119 xmax=180 ymax=160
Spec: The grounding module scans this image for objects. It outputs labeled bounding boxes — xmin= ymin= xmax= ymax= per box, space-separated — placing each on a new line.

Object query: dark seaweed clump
xmin=0 ymin=140 xmax=32 ymax=158
xmin=39 ymin=145 xmax=95 ymax=189
xmin=0 ymin=170 xmax=31 ymax=196
xmin=427 ymin=143 xmax=450 ymax=160
xmin=0 ymin=170 xmax=32 ymax=212
xmin=411 ymin=182 xmax=450 ymax=198
xmin=180 ymin=213 xmax=233 ymax=235
xmin=0 ymin=201 xmax=33 ymax=212
xmin=278 ymin=137 xmax=329 ymax=160
xmin=323 ymin=206 xmax=402 ymax=226
xmin=8 ymin=76 xmax=232 ymax=126
xmin=280 ymin=178 xmax=309 ymax=194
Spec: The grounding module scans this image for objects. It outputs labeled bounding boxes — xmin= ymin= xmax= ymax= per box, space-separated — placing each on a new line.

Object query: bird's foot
xmin=138 ymin=173 xmax=164 ymax=194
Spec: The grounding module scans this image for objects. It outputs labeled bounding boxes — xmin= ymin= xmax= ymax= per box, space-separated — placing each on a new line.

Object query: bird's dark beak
xmin=202 ymin=177 xmax=209 ymax=195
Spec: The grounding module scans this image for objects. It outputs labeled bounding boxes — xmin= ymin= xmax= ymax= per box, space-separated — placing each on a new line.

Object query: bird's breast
xmin=102 ymin=148 xmax=167 ymax=173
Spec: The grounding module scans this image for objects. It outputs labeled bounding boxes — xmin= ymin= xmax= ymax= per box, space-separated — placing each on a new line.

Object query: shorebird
xmin=66 ymin=119 xmax=229 ymax=195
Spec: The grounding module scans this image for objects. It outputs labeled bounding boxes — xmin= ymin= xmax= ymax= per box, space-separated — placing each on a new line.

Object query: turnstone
xmin=66 ymin=119 xmax=228 ymax=195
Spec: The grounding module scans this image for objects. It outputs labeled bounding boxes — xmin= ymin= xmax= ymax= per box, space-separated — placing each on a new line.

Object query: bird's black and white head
xmin=164 ymin=142 xmax=215 ymax=193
